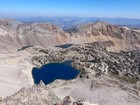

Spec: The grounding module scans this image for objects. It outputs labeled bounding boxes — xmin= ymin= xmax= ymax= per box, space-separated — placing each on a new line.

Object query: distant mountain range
xmin=0 ymin=19 xmax=140 ymax=52
xmin=8 ymin=17 xmax=140 ymax=30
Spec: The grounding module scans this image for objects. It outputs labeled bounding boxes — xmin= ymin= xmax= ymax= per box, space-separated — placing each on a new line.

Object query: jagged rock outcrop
xmin=1 ymin=83 xmax=61 ymax=105
xmin=0 ymin=82 xmax=96 ymax=105
xmin=62 ymin=96 xmax=98 ymax=105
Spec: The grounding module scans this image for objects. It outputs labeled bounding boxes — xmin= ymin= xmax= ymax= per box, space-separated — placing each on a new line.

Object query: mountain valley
xmin=0 ymin=19 xmax=140 ymax=105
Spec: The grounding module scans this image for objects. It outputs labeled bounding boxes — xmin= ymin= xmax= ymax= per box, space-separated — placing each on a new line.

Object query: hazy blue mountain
xmin=11 ymin=17 xmax=140 ymax=30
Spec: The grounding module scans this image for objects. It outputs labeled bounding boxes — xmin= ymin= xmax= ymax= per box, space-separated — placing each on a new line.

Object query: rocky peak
xmin=91 ymin=21 xmax=109 ymax=28
xmin=1 ymin=82 xmax=61 ymax=105
xmin=70 ymin=21 xmax=122 ymax=38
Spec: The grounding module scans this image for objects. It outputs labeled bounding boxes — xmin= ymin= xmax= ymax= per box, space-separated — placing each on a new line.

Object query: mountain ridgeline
xmin=0 ymin=19 xmax=140 ymax=52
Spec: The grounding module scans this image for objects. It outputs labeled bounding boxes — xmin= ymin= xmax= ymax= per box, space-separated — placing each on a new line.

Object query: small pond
xmin=55 ymin=44 xmax=74 ymax=49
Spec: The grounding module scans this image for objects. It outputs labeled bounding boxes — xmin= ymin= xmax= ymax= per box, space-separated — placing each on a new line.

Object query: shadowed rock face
xmin=0 ymin=20 xmax=140 ymax=52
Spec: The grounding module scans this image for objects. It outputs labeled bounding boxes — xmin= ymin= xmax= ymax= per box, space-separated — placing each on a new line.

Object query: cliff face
xmin=0 ymin=20 xmax=140 ymax=52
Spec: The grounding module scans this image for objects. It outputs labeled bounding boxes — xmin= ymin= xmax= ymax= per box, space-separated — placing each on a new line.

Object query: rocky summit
xmin=0 ymin=20 xmax=140 ymax=105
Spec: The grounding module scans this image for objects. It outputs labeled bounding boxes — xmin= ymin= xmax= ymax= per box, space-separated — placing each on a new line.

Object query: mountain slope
xmin=0 ymin=19 xmax=140 ymax=52
xmin=69 ymin=21 xmax=140 ymax=52
xmin=0 ymin=19 xmax=67 ymax=49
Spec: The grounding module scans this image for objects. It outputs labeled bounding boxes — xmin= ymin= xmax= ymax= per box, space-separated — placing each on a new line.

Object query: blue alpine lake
xmin=32 ymin=61 xmax=80 ymax=85
xmin=55 ymin=44 xmax=74 ymax=49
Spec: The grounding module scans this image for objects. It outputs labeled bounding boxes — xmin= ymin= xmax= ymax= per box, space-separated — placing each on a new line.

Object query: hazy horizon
xmin=0 ymin=0 xmax=140 ymax=19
